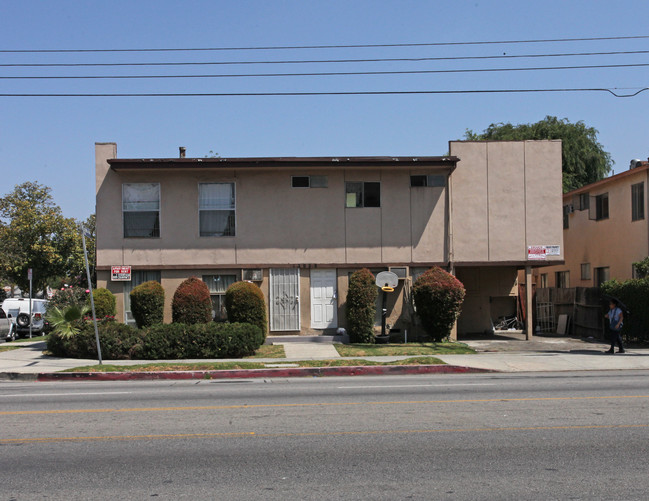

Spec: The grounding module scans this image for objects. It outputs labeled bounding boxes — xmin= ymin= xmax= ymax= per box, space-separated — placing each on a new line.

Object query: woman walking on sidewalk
xmin=605 ymin=299 xmax=625 ymax=354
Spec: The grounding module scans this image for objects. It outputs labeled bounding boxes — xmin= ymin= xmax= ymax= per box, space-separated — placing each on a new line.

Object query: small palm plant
xmin=47 ymin=304 xmax=90 ymax=339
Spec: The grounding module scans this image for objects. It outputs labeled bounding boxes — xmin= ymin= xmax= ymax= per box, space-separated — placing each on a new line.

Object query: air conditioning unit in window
xmin=242 ymin=269 xmax=263 ymax=281
xmin=388 ymin=266 xmax=408 ymax=280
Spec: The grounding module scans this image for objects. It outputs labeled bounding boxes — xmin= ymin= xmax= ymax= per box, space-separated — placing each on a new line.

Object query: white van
xmin=2 ymin=298 xmax=49 ymax=341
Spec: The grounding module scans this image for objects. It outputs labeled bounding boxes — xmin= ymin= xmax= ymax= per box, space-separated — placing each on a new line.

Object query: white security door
xmin=310 ymin=269 xmax=338 ymax=329
xmin=270 ymin=268 xmax=300 ymax=331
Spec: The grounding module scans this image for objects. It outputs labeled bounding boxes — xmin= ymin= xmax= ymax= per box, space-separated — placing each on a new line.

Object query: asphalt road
xmin=2 ymin=371 xmax=649 ymax=500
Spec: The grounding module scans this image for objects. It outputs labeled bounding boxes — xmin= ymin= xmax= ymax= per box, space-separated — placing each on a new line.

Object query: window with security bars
xmin=123 ymin=183 xmax=160 ymax=237
xmin=199 ymin=183 xmax=236 ymax=236
xmin=202 ymin=274 xmax=236 ymax=320
xmin=632 ymin=182 xmax=644 ymax=221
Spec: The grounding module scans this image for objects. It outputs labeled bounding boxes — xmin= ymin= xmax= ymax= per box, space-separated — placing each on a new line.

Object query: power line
xmin=2 ymin=62 xmax=648 ymax=80
xmin=3 ymin=49 xmax=648 ymax=68
xmin=0 ymin=88 xmax=646 ymax=98
xmin=1 ymin=35 xmax=648 ymax=53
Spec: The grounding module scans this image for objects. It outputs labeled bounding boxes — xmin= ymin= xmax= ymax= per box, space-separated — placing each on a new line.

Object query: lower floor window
xmin=202 ymin=274 xmax=236 ymax=320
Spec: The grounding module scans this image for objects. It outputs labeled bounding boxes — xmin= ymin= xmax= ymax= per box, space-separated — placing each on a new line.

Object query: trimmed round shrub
xmin=130 ymin=280 xmax=165 ymax=328
xmin=172 ymin=276 xmax=212 ymax=324
xmin=412 ymin=267 xmax=466 ymax=342
xmin=225 ymin=281 xmax=268 ymax=339
xmin=92 ymin=288 xmax=117 ymax=318
xmin=346 ymin=268 xmax=378 ymax=343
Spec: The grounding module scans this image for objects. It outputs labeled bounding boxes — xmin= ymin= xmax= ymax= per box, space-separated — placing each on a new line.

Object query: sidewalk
xmin=1 ymin=334 xmax=648 ymax=381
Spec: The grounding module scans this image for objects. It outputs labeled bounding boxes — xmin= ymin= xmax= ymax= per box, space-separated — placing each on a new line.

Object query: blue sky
xmin=1 ymin=0 xmax=648 ymax=220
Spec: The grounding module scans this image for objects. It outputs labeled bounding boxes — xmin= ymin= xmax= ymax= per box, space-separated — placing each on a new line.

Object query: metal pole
xmin=29 ymin=272 xmax=33 ymax=339
xmin=81 ymin=228 xmax=102 ymax=364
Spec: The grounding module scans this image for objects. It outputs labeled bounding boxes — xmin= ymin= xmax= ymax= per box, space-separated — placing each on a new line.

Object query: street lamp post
xmin=81 ymin=227 xmax=102 ymax=364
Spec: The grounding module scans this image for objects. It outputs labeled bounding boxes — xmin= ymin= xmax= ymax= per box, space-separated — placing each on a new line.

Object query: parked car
xmin=0 ymin=308 xmax=11 ymax=340
xmin=2 ymin=298 xmax=49 ymax=341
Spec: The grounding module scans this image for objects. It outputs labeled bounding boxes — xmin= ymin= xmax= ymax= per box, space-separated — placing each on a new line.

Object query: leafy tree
xmin=0 ymin=182 xmax=88 ymax=293
xmin=464 ymin=116 xmax=612 ymax=192
xmin=633 ymin=257 xmax=649 ymax=279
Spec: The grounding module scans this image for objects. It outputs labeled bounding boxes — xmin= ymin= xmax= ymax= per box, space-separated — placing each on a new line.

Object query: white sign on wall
xmin=527 ymin=245 xmax=561 ymax=260
xmin=111 ymin=265 xmax=132 ymax=281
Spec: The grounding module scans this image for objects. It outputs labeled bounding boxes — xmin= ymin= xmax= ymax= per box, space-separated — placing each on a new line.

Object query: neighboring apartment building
xmin=95 ymin=140 xmax=563 ymax=338
xmin=533 ymin=159 xmax=649 ymax=289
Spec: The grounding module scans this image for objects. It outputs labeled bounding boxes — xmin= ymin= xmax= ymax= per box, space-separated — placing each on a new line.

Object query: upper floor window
xmin=578 ymin=193 xmax=590 ymax=211
xmin=581 ymin=263 xmax=591 ymax=280
xmin=632 ymin=182 xmax=644 ymax=221
xmin=292 ymin=175 xmax=328 ymax=188
xmin=595 ymin=193 xmax=609 ymax=220
xmin=345 ymin=182 xmax=380 ymax=208
xmin=199 ymin=183 xmax=235 ymax=237
xmin=410 ymin=175 xmax=445 ymax=187
xmin=123 ymin=183 xmax=160 ymax=238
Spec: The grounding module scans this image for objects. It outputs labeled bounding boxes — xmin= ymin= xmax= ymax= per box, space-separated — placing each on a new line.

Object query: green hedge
xmin=46 ymin=320 xmax=264 ymax=360
xmin=600 ymin=279 xmax=649 ymax=342
xmin=346 ymin=268 xmax=378 ymax=343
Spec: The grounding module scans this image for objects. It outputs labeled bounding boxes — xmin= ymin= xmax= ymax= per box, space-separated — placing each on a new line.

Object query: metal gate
xmin=270 ymin=268 xmax=300 ymax=331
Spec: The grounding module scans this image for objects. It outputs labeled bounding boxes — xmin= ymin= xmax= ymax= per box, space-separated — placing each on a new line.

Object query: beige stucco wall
xmin=535 ymin=167 xmax=649 ymax=287
xmin=449 ymin=141 xmax=563 ymax=264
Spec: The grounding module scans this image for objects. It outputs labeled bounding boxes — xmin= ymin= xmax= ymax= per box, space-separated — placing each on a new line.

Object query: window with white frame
xmin=555 ymin=271 xmax=570 ymax=288
xmin=123 ymin=183 xmax=160 ymax=237
xmin=202 ymin=274 xmax=237 ymax=320
xmin=199 ymin=183 xmax=235 ymax=237
xmin=581 ymin=263 xmax=591 ymax=280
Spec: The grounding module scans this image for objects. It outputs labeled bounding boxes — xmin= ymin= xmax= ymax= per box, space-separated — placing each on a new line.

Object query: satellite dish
xmin=375 ymin=271 xmax=399 ymax=289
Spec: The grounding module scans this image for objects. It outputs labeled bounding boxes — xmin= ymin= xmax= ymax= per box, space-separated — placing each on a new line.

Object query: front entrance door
xmin=270 ymin=268 xmax=300 ymax=331
xmin=310 ymin=269 xmax=338 ymax=329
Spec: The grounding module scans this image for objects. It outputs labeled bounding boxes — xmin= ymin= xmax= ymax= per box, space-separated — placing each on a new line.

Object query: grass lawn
xmin=0 ymin=345 xmax=22 ymax=353
xmin=335 ymin=342 xmax=475 ymax=357
xmin=66 ymin=356 xmax=446 ymax=373
xmin=13 ymin=335 xmax=47 ymax=343
xmin=244 ymin=344 xmax=285 ymax=358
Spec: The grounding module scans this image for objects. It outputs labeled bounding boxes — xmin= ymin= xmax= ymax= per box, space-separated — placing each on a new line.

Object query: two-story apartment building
xmin=533 ymin=159 xmax=649 ymax=288
xmin=95 ymin=140 xmax=563 ymax=338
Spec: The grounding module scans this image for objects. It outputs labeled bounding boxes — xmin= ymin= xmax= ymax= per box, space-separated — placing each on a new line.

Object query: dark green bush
xmin=346 ymin=268 xmax=378 ymax=343
xmin=47 ymin=319 xmax=139 ymax=359
xmin=225 ymin=281 xmax=268 ymax=339
xmin=130 ymin=281 xmax=165 ymax=328
xmin=92 ymin=288 xmax=117 ymax=318
xmin=601 ymin=279 xmax=649 ymax=342
xmin=137 ymin=322 xmax=263 ymax=359
xmin=172 ymin=276 xmax=212 ymax=324
xmin=412 ymin=267 xmax=466 ymax=342
xmin=47 ymin=320 xmax=263 ymax=359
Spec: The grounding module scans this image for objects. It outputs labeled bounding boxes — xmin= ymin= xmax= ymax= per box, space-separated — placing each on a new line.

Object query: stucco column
xmin=525 ymin=265 xmax=533 ymax=340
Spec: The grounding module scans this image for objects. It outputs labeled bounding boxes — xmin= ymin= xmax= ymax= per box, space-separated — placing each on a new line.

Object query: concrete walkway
xmin=1 ymin=334 xmax=648 ymax=379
